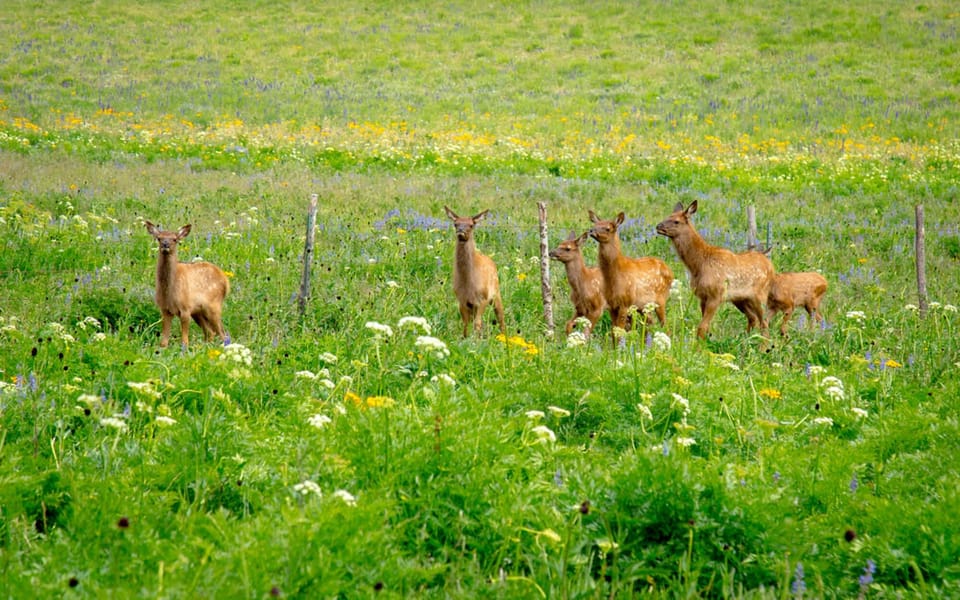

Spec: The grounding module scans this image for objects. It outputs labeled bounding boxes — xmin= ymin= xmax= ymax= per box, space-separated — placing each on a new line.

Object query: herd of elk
xmin=145 ymin=221 xmax=230 ymax=348
xmin=145 ymin=202 xmax=826 ymax=349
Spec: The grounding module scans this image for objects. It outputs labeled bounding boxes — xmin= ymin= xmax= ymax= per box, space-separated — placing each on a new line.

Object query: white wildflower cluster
xmin=365 ymin=321 xmax=394 ymax=339
xmin=398 ymin=316 xmax=431 ymax=334
xmin=332 ymin=489 xmax=357 ymax=506
xmin=566 ymin=331 xmax=588 ymax=348
xmin=77 ymin=393 xmax=102 ymax=408
xmin=293 ymin=480 xmax=322 ymax=497
xmin=669 ymin=279 xmax=683 ymax=298
xmin=548 ymin=405 xmax=570 ymax=418
xmin=812 ymin=416 xmax=834 ymax=427
xmin=651 ymin=331 xmax=671 ymax=353
xmin=155 ymin=415 xmax=177 ymax=427
xmin=45 ymin=322 xmax=75 ymax=344
xmin=845 ymin=310 xmax=867 ymax=324
xmin=820 ymin=376 xmax=845 ymax=402
xmin=530 ymin=425 xmax=556 ymax=444
xmin=429 ymin=373 xmax=456 ymax=386
xmin=127 ymin=380 xmax=162 ymax=400
xmin=525 ymin=410 xmax=545 ymax=420
xmin=415 ymin=335 xmax=450 ymax=359
xmin=319 ymin=352 xmax=339 ymax=364
xmin=75 ymin=316 xmax=101 ymax=331
xmin=308 ymin=414 xmax=332 ymax=429
xmin=675 ymin=436 xmax=697 ymax=448
xmin=221 ymin=343 xmax=253 ymax=366
xmin=642 ymin=302 xmax=660 ymax=319
xmin=671 ymin=392 xmax=690 ymax=417
xmin=636 ymin=403 xmax=653 ymax=421
xmin=100 ymin=416 xmax=128 ymax=432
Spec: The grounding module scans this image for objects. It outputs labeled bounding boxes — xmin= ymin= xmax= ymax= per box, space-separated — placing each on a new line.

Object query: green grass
xmin=1 ymin=1 xmax=960 ymax=597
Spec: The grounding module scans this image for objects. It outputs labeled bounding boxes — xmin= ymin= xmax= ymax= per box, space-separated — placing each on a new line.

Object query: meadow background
xmin=1 ymin=0 xmax=959 ymax=597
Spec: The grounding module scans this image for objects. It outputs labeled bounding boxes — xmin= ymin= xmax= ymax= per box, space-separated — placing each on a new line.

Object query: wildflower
xmin=851 ymin=407 xmax=868 ymax=419
xmin=850 ymin=473 xmax=859 ymax=493
xmin=566 ymin=331 xmax=587 ymax=348
xmin=293 ymin=480 xmax=322 ymax=497
xmin=821 ymin=376 xmax=844 ymax=389
xmin=332 ymin=489 xmax=357 ymax=506
xmin=345 ymin=391 xmax=362 ymax=406
xmin=944 ymin=304 xmax=958 ymax=313
xmin=430 ymin=373 xmax=457 ymax=386
xmin=572 ymin=316 xmax=592 ymax=332
xmin=845 ymin=310 xmax=866 ymax=324
xmin=642 ymin=302 xmax=659 ymax=318
xmin=792 ymin=563 xmax=806 ymax=596
xmin=904 ymin=303 xmax=919 ymax=312
xmin=928 ymin=301 xmax=942 ymax=310
xmin=319 ymin=352 xmax=338 ymax=364
xmin=221 ymin=343 xmax=253 ymax=366
xmin=385 ymin=280 xmax=399 ymax=288
xmin=77 ymin=393 xmax=101 ymax=407
xmin=824 ymin=386 xmax=845 ymax=402
xmin=91 ymin=332 xmax=107 ymax=342
xmin=308 ymin=414 xmax=332 ymax=429
xmin=415 ymin=335 xmax=450 ymax=359
xmin=859 ymin=559 xmax=876 ymax=589
xmin=295 ymin=370 xmax=318 ymax=380
xmin=651 ymin=331 xmax=671 ymax=352
xmin=548 ymin=405 xmax=571 ymax=418
xmin=128 ymin=381 xmax=162 ymax=399
xmin=671 ymin=393 xmax=690 ymax=415
xmin=674 ymin=376 xmax=692 ymax=387
xmin=365 ymin=321 xmax=394 ymax=339
xmin=759 ymin=388 xmax=782 ymax=400
xmin=365 ymin=395 xmax=396 ymax=408
xmin=596 ymin=538 xmax=619 ymax=554
xmin=398 ymin=316 xmax=431 ymax=334
xmin=525 ymin=410 xmax=545 ymax=420
xmin=100 ymin=417 xmax=128 ymax=432
xmin=884 ymin=359 xmax=902 ymax=369
xmin=636 ymin=404 xmax=653 ymax=420
xmin=806 ymin=364 xmax=825 ymax=377
xmin=531 ymin=425 xmax=556 ymax=444
xmin=155 ymin=415 xmax=177 ymax=427
xmin=812 ymin=416 xmax=834 ymax=427
xmin=675 ymin=436 xmax=696 ymax=447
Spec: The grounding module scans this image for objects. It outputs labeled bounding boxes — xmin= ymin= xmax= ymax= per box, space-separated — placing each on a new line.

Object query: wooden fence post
xmin=915 ymin=204 xmax=928 ymax=317
xmin=538 ymin=202 xmax=555 ymax=335
xmin=746 ymin=205 xmax=758 ymax=250
xmin=298 ymin=194 xmax=319 ymax=316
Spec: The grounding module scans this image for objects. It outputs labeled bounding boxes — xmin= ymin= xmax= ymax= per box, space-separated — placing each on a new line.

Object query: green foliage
xmin=0 ymin=0 xmax=959 ymax=597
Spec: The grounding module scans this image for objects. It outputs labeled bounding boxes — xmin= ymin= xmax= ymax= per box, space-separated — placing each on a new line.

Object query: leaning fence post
xmin=298 ymin=194 xmax=319 ymax=316
xmin=915 ymin=204 xmax=928 ymax=318
xmin=746 ymin=205 xmax=758 ymax=250
xmin=538 ymin=202 xmax=555 ymax=336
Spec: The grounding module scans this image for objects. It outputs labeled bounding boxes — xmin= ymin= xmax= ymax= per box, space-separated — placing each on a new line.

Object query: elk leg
xmin=697 ymin=297 xmax=722 ymax=339
xmin=474 ymin=299 xmax=490 ymax=335
xmin=493 ymin=294 xmax=506 ymax=335
xmin=159 ymin=312 xmax=173 ymax=348
xmin=459 ymin=304 xmax=473 ymax=338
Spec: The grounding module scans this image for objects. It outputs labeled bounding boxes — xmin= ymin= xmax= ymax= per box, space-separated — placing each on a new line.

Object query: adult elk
xmin=444 ymin=206 xmax=506 ymax=338
xmin=767 ymin=272 xmax=828 ymax=336
xmin=588 ymin=211 xmax=674 ymax=333
xmin=145 ymin=221 xmax=230 ymax=348
xmin=549 ymin=231 xmax=606 ymax=336
xmin=655 ymin=201 xmax=774 ymax=339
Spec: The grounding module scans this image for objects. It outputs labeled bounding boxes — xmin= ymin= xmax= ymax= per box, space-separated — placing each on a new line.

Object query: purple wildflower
xmin=859 ymin=559 xmax=875 ymax=589
xmin=850 ymin=473 xmax=858 ymax=493
xmin=792 ymin=562 xmax=806 ymax=596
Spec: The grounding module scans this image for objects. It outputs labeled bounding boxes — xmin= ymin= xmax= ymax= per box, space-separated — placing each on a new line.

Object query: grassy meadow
xmin=1 ymin=0 xmax=959 ymax=597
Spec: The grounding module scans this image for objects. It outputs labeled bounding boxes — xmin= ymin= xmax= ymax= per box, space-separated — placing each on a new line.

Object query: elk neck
xmin=670 ymin=225 xmax=712 ymax=275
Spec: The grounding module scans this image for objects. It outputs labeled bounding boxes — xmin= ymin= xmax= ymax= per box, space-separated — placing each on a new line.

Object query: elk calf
xmin=767 ymin=272 xmax=828 ymax=336
xmin=655 ymin=201 xmax=774 ymax=339
xmin=145 ymin=221 xmax=230 ymax=348
xmin=588 ymin=211 xmax=674 ymax=332
xmin=549 ymin=231 xmax=607 ymax=335
xmin=444 ymin=206 xmax=506 ymax=337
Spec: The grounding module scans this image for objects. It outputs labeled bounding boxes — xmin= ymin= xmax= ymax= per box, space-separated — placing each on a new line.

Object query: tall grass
xmin=1 ymin=1 xmax=960 ymax=597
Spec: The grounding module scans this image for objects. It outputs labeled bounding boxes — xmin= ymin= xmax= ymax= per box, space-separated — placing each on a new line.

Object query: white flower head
xmin=812 ymin=416 xmax=834 ymax=427
xmin=100 ymin=417 xmax=128 ymax=432
xmin=525 ymin=410 xmax=546 ymax=420
xmin=547 ymin=405 xmax=571 ymax=418
xmin=415 ymin=335 xmax=450 ymax=359
xmin=671 ymin=393 xmax=690 ymax=415
xmin=155 ymin=415 xmax=177 ymax=427
xmin=308 ymin=414 xmax=332 ymax=429
xmin=332 ymin=489 xmax=357 ymax=506
xmin=651 ymin=331 xmax=671 ymax=352
xmin=566 ymin=331 xmax=588 ymax=348
xmin=823 ymin=385 xmax=845 ymax=402
xmin=293 ymin=480 xmax=322 ymax=497
xmin=365 ymin=321 xmax=394 ymax=339
xmin=845 ymin=310 xmax=867 ymax=323
xmin=295 ymin=370 xmax=318 ymax=380
xmin=675 ymin=436 xmax=696 ymax=447
xmin=820 ymin=376 xmax=844 ymax=390
xmin=319 ymin=352 xmax=339 ymax=364
xmin=636 ymin=404 xmax=653 ymax=420
xmin=430 ymin=373 xmax=457 ymax=386
xmin=222 ymin=343 xmax=253 ymax=366
xmin=77 ymin=393 xmax=102 ymax=407
xmin=531 ymin=425 xmax=556 ymax=444
xmin=398 ymin=316 xmax=432 ymax=334
xmin=851 ymin=407 xmax=868 ymax=419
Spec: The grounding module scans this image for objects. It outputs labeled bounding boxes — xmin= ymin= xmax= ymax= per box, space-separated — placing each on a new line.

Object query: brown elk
xmin=767 ymin=272 xmax=828 ymax=336
xmin=145 ymin=221 xmax=230 ymax=348
xmin=549 ymin=231 xmax=607 ymax=336
xmin=588 ymin=211 xmax=674 ymax=332
xmin=655 ymin=201 xmax=774 ymax=339
xmin=444 ymin=206 xmax=506 ymax=338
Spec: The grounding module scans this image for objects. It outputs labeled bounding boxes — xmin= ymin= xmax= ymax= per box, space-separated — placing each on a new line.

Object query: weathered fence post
xmin=538 ymin=202 xmax=555 ymax=336
xmin=915 ymin=204 xmax=928 ymax=318
xmin=298 ymin=194 xmax=319 ymax=316
xmin=746 ymin=205 xmax=758 ymax=250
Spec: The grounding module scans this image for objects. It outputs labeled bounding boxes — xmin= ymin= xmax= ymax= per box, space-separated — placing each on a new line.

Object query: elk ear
xmin=145 ymin=221 xmax=158 ymax=236
xmin=472 ymin=209 xmax=489 ymax=222
xmin=588 ymin=210 xmax=599 ymax=223
xmin=567 ymin=230 xmax=577 ymax=241
xmin=615 ymin=212 xmax=625 ymax=225
xmin=577 ymin=231 xmax=591 ymax=244
xmin=686 ymin=200 xmax=698 ymax=216
xmin=673 ymin=202 xmax=684 ymax=213
xmin=177 ymin=224 xmax=192 ymax=240
xmin=444 ymin=206 xmax=458 ymax=220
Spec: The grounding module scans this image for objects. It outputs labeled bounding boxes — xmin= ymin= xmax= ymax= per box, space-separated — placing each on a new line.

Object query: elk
xmin=588 ymin=210 xmax=674 ymax=332
xmin=767 ymin=272 xmax=828 ymax=336
xmin=549 ymin=231 xmax=607 ymax=336
xmin=444 ymin=206 xmax=506 ymax=338
xmin=145 ymin=221 xmax=230 ymax=348
xmin=655 ymin=201 xmax=774 ymax=339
